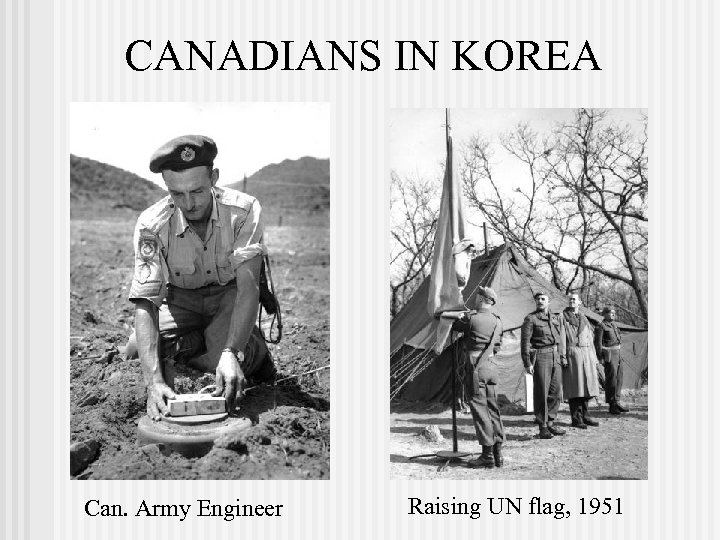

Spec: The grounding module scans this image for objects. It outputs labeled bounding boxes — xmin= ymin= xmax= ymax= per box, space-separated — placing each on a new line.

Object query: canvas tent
xmin=390 ymin=243 xmax=648 ymax=403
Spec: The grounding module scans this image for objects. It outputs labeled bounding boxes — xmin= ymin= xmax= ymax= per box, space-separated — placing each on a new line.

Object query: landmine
xmin=137 ymin=393 xmax=251 ymax=458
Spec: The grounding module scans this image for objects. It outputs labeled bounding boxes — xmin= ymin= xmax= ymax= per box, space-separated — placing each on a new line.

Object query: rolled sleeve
xmin=228 ymin=198 xmax=267 ymax=270
xmin=128 ymin=220 xmax=167 ymax=307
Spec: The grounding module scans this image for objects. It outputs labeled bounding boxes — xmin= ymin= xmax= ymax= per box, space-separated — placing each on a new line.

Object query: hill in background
xmin=71 ymin=155 xmax=166 ymax=219
xmin=71 ymin=155 xmax=329 ymax=225
xmin=226 ymin=156 xmax=329 ymax=225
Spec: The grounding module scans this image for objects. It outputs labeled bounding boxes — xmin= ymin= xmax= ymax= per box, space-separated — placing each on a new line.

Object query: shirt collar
xmin=173 ymin=193 xmax=221 ymax=237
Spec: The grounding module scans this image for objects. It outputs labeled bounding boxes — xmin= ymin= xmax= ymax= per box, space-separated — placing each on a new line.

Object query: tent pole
xmin=483 ymin=222 xmax=489 ymax=255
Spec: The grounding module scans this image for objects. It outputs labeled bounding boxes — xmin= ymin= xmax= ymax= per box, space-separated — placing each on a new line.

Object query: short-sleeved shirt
xmin=128 ymin=186 xmax=265 ymax=307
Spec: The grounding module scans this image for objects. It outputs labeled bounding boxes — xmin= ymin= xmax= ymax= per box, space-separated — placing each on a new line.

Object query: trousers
xmin=127 ymin=284 xmax=274 ymax=381
xmin=464 ymin=357 xmax=505 ymax=446
xmin=533 ymin=350 xmax=563 ymax=426
xmin=602 ymin=347 xmax=624 ymax=404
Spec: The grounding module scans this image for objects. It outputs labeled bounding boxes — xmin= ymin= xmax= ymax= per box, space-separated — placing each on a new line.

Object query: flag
xmin=427 ymin=110 xmax=473 ymax=353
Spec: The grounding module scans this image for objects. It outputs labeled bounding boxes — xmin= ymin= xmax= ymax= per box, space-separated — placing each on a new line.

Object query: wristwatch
xmin=222 ymin=347 xmax=240 ymax=357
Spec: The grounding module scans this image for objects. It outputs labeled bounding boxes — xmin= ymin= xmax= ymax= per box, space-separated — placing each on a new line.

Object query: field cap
xmin=476 ymin=286 xmax=497 ymax=305
xmin=533 ymin=291 xmax=549 ymax=299
xmin=149 ymin=135 xmax=218 ymax=173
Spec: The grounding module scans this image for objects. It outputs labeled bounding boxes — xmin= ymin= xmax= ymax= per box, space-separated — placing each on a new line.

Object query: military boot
xmin=493 ymin=442 xmax=504 ymax=467
xmin=539 ymin=426 xmax=554 ymax=439
xmin=582 ymin=401 xmax=599 ymax=426
xmin=469 ymin=446 xmax=495 ymax=469
xmin=615 ymin=402 xmax=630 ymax=413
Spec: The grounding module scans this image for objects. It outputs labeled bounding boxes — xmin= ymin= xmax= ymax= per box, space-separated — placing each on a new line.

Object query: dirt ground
xmin=390 ymin=389 xmax=648 ymax=480
xmin=70 ymin=213 xmax=330 ymax=479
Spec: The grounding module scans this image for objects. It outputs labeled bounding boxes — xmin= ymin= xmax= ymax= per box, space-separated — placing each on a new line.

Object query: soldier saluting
xmin=521 ymin=292 xmax=567 ymax=439
xmin=594 ymin=307 xmax=629 ymax=414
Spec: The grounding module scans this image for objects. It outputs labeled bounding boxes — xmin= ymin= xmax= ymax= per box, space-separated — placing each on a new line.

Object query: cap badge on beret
xmin=180 ymin=146 xmax=195 ymax=162
xmin=149 ymin=135 xmax=218 ymax=173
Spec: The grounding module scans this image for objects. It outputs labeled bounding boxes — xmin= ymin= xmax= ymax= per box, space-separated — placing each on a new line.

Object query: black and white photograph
xmin=69 ymin=103 xmax=330 ymax=480
xmin=390 ymin=108 xmax=648 ymax=479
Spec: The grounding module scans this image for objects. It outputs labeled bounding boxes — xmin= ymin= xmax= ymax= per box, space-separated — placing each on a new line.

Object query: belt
xmin=168 ymin=280 xmax=236 ymax=291
xmin=533 ymin=345 xmax=557 ymax=353
xmin=602 ymin=345 xmax=621 ymax=350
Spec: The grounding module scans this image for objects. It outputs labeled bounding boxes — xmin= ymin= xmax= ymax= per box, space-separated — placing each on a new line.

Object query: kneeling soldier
xmin=126 ymin=135 xmax=276 ymax=420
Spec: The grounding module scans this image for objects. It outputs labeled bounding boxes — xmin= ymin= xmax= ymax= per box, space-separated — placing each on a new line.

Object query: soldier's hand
xmin=525 ymin=365 xmax=534 ymax=375
xmin=212 ymin=349 xmax=246 ymax=412
xmin=146 ymin=382 xmax=176 ymax=421
xmin=561 ymin=356 xmax=569 ymax=368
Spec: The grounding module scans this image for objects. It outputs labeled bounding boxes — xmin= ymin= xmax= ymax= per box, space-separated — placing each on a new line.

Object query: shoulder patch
xmin=136 ymin=196 xmax=175 ymax=234
xmin=138 ymin=229 xmax=159 ymax=261
xmin=213 ymin=186 xmax=257 ymax=212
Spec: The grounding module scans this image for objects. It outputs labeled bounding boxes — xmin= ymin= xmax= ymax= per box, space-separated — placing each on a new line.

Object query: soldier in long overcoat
xmin=562 ymin=294 xmax=600 ymax=428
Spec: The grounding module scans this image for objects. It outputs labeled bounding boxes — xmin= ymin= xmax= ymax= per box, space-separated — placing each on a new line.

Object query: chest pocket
xmin=216 ymin=250 xmax=235 ymax=283
xmin=168 ymin=244 xmax=197 ymax=286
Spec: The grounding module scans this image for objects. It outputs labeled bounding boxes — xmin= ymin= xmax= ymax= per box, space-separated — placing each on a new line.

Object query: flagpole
xmin=409 ymin=109 xmax=473 ymax=471
xmin=446 ymin=108 xmax=454 ymax=240
xmin=446 ymin=107 xmax=460 ymax=455
xmin=451 ymin=333 xmax=459 ymax=453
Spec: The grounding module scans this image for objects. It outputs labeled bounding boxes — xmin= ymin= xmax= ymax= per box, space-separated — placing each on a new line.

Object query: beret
xmin=602 ymin=306 xmax=615 ymax=315
xmin=533 ymin=291 xmax=549 ymax=299
xmin=149 ymin=135 xmax=218 ymax=173
xmin=476 ymin=286 xmax=497 ymax=305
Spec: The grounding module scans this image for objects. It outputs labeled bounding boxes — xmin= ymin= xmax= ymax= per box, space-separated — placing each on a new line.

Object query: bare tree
xmin=461 ymin=109 xmax=648 ymax=324
xmin=390 ymin=171 xmax=439 ymax=316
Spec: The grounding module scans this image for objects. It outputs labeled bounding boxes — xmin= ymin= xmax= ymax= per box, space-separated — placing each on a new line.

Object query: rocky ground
xmin=70 ymin=214 xmax=330 ymax=479
xmin=390 ymin=388 xmax=648 ymax=480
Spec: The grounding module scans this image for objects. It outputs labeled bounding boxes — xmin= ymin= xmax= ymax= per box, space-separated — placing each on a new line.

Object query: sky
xmin=389 ymin=108 xmax=646 ymax=185
xmin=389 ymin=108 xmax=646 ymax=243
xmin=70 ymin=103 xmax=330 ymax=187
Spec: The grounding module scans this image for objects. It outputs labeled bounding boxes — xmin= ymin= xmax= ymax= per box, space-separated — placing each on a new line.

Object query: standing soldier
xmin=451 ymin=287 xmax=505 ymax=468
xmin=562 ymin=294 xmax=601 ymax=428
xmin=521 ymin=292 xmax=567 ymax=439
xmin=594 ymin=307 xmax=629 ymax=414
